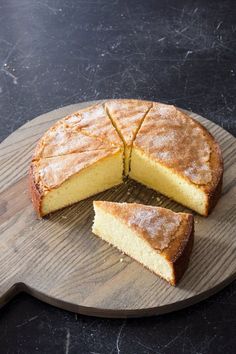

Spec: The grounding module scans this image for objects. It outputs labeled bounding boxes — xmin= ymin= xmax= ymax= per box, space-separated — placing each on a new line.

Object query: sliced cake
xmin=92 ymin=201 xmax=194 ymax=285
xmin=30 ymin=99 xmax=223 ymax=217
xmin=105 ymin=99 xmax=152 ymax=174
xmin=30 ymin=148 xmax=123 ymax=216
xmin=130 ymin=103 xmax=223 ymax=216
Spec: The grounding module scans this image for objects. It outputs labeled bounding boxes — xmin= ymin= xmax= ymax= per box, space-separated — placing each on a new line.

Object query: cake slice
xmin=30 ymin=103 xmax=124 ymax=216
xmin=34 ymin=103 xmax=123 ymax=160
xmin=130 ymin=103 xmax=223 ymax=216
xmin=64 ymin=103 xmax=122 ymax=149
xmin=30 ymin=148 xmax=123 ymax=217
xmin=92 ymin=201 xmax=194 ymax=285
xmin=105 ymin=99 xmax=152 ymax=174
xmin=33 ymin=121 xmax=114 ymax=159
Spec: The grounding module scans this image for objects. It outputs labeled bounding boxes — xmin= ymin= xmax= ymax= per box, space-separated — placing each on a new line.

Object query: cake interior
xmin=129 ymin=147 xmax=207 ymax=215
xmin=92 ymin=203 xmax=174 ymax=283
xmin=41 ymin=152 xmax=123 ymax=215
xmin=105 ymin=104 xmax=150 ymax=176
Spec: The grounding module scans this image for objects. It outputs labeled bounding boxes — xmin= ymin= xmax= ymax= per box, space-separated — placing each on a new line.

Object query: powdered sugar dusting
xmin=135 ymin=103 xmax=212 ymax=185
xmin=127 ymin=205 xmax=182 ymax=250
xmin=35 ymin=123 xmax=111 ymax=158
xmin=106 ymin=100 xmax=151 ymax=144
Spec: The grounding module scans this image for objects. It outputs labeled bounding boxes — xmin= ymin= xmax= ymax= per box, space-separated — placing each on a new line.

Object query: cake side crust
xmin=29 ymin=163 xmax=44 ymax=218
xmin=164 ymin=214 xmax=194 ymax=284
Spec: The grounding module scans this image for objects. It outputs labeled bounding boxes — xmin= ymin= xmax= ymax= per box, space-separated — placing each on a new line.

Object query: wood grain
xmin=0 ymin=100 xmax=235 ymax=318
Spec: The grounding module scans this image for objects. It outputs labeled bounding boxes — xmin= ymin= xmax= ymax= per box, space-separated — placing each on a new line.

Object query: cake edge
xmin=29 ymin=162 xmax=43 ymax=218
xmin=170 ymin=213 xmax=194 ymax=285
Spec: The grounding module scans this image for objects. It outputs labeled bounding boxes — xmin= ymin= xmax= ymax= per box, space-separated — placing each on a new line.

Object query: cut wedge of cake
xmin=34 ymin=121 xmax=114 ymax=159
xmin=92 ymin=201 xmax=194 ymax=285
xmin=130 ymin=103 xmax=223 ymax=216
xmin=34 ymin=103 xmax=123 ymax=159
xmin=30 ymin=103 xmax=124 ymax=216
xmin=105 ymin=99 xmax=152 ymax=174
xmin=30 ymin=149 xmax=123 ymax=216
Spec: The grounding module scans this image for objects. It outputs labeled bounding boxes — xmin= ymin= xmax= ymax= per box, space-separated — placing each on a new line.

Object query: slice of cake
xmin=30 ymin=103 xmax=124 ymax=216
xmin=64 ymin=103 xmax=122 ymax=149
xmin=130 ymin=103 xmax=223 ymax=216
xmin=30 ymin=148 xmax=123 ymax=217
xmin=34 ymin=103 xmax=123 ymax=160
xmin=93 ymin=201 xmax=194 ymax=285
xmin=105 ymin=99 xmax=152 ymax=174
xmin=33 ymin=121 xmax=114 ymax=159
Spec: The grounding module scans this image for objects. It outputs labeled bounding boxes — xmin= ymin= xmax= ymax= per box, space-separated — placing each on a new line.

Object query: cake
xmin=105 ymin=99 xmax=152 ymax=174
xmin=30 ymin=104 xmax=124 ymax=216
xmin=92 ymin=201 xmax=194 ymax=285
xmin=129 ymin=103 xmax=223 ymax=216
xmin=30 ymin=100 xmax=223 ymax=217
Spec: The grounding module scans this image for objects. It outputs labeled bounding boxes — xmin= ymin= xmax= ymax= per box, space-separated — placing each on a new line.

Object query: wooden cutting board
xmin=0 ymin=100 xmax=235 ymax=318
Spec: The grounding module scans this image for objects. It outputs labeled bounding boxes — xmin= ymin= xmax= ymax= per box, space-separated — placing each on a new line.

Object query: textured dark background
xmin=0 ymin=0 xmax=235 ymax=353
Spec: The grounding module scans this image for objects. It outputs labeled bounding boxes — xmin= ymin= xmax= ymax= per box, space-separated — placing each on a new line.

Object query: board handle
xmin=0 ymin=281 xmax=26 ymax=308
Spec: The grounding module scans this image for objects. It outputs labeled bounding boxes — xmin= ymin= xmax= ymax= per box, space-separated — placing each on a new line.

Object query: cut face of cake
xmin=130 ymin=103 xmax=223 ymax=216
xmin=30 ymin=148 xmax=123 ymax=216
xmin=92 ymin=201 xmax=194 ymax=285
xmin=105 ymin=99 xmax=152 ymax=174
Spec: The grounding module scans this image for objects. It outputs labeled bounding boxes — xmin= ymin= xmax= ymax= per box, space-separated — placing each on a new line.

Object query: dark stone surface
xmin=0 ymin=0 xmax=235 ymax=353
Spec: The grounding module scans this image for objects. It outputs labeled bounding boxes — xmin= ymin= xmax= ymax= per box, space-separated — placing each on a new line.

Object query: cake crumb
xmin=120 ymin=258 xmax=124 ymax=262
xmin=61 ymin=215 xmax=67 ymax=219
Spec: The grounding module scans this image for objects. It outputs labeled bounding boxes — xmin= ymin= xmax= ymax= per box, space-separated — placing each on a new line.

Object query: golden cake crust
xmin=63 ymin=103 xmax=122 ymax=148
xmin=33 ymin=103 xmax=123 ymax=160
xmin=105 ymin=99 xmax=152 ymax=146
xmin=33 ymin=121 xmax=114 ymax=159
xmin=29 ymin=162 xmax=44 ymax=217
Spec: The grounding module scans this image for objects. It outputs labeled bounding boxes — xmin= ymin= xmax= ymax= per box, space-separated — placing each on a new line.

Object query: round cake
xmin=29 ymin=99 xmax=223 ymax=217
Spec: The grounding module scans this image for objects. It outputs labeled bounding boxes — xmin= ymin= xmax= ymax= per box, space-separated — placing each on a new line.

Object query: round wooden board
xmin=0 ymin=100 xmax=235 ymax=318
